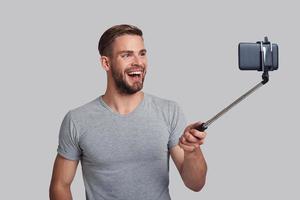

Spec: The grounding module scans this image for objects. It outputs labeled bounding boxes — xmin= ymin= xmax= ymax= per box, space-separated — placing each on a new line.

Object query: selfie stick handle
xmin=196 ymin=71 xmax=269 ymax=132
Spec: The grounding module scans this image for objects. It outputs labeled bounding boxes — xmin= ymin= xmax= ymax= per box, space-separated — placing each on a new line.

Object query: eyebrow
xmin=117 ymin=49 xmax=147 ymax=55
xmin=140 ymin=49 xmax=147 ymax=54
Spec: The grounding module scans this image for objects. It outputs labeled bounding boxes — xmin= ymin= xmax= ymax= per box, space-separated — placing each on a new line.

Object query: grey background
xmin=1 ymin=0 xmax=299 ymax=199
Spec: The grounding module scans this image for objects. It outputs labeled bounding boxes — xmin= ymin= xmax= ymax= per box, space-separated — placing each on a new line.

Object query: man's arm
xmin=170 ymin=123 xmax=207 ymax=192
xmin=49 ymin=154 xmax=79 ymax=200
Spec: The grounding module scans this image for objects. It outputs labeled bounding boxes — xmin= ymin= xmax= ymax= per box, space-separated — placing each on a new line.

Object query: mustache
xmin=125 ymin=65 xmax=145 ymax=73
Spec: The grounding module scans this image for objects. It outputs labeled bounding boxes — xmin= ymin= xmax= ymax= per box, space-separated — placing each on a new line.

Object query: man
xmin=49 ymin=24 xmax=207 ymax=200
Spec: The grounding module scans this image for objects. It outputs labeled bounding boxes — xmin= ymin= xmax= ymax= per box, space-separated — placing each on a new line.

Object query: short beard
xmin=111 ymin=66 xmax=145 ymax=95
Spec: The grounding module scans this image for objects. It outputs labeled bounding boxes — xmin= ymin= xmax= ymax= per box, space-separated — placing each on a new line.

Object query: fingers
xmin=183 ymin=129 xmax=206 ymax=144
xmin=190 ymin=129 xmax=207 ymax=140
xmin=184 ymin=121 xmax=202 ymax=132
xmin=180 ymin=135 xmax=200 ymax=147
xmin=178 ymin=122 xmax=207 ymax=152
xmin=179 ymin=140 xmax=198 ymax=152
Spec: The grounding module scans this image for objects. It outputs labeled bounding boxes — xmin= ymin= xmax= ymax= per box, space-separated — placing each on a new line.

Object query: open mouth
xmin=127 ymin=71 xmax=143 ymax=80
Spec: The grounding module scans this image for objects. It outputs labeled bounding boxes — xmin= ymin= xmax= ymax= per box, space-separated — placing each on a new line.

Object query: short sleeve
xmin=57 ymin=111 xmax=82 ymax=160
xmin=167 ymin=102 xmax=187 ymax=150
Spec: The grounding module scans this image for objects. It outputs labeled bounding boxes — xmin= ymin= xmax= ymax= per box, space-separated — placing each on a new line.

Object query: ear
xmin=100 ymin=56 xmax=111 ymax=71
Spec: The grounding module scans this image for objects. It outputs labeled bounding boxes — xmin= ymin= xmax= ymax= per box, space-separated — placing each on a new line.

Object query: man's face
xmin=108 ymin=35 xmax=147 ymax=94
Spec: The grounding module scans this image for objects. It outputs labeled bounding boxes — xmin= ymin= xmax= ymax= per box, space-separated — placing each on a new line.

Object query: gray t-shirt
xmin=57 ymin=93 xmax=187 ymax=200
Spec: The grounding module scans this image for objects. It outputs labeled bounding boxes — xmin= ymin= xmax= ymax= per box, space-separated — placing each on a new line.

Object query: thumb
xmin=191 ymin=121 xmax=203 ymax=129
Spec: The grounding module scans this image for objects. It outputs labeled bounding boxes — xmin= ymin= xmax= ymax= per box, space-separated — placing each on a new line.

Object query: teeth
xmin=128 ymin=71 xmax=142 ymax=75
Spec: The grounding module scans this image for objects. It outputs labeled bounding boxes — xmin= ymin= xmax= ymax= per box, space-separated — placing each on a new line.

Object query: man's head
xmin=99 ymin=24 xmax=147 ymax=95
xmin=98 ymin=24 xmax=143 ymax=57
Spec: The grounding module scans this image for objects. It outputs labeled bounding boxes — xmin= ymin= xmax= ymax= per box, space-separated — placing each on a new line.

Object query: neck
xmin=102 ymin=90 xmax=144 ymax=115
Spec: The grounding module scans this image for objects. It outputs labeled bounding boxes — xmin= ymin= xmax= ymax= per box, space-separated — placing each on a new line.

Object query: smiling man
xmin=49 ymin=24 xmax=207 ymax=200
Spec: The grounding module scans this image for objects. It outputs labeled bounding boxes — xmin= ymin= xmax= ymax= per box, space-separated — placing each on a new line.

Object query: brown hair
xmin=98 ymin=24 xmax=143 ymax=56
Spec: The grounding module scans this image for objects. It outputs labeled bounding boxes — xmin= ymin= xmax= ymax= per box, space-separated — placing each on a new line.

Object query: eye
xmin=121 ymin=53 xmax=131 ymax=58
xmin=140 ymin=51 xmax=147 ymax=57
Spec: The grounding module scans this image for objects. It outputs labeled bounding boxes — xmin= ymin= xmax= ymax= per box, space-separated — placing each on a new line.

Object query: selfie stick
xmin=195 ymin=72 xmax=269 ymax=131
xmin=196 ymin=38 xmax=272 ymax=132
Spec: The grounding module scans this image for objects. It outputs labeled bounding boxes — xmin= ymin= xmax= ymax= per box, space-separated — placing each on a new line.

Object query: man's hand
xmin=179 ymin=122 xmax=207 ymax=152
xmin=174 ymin=122 xmax=208 ymax=191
